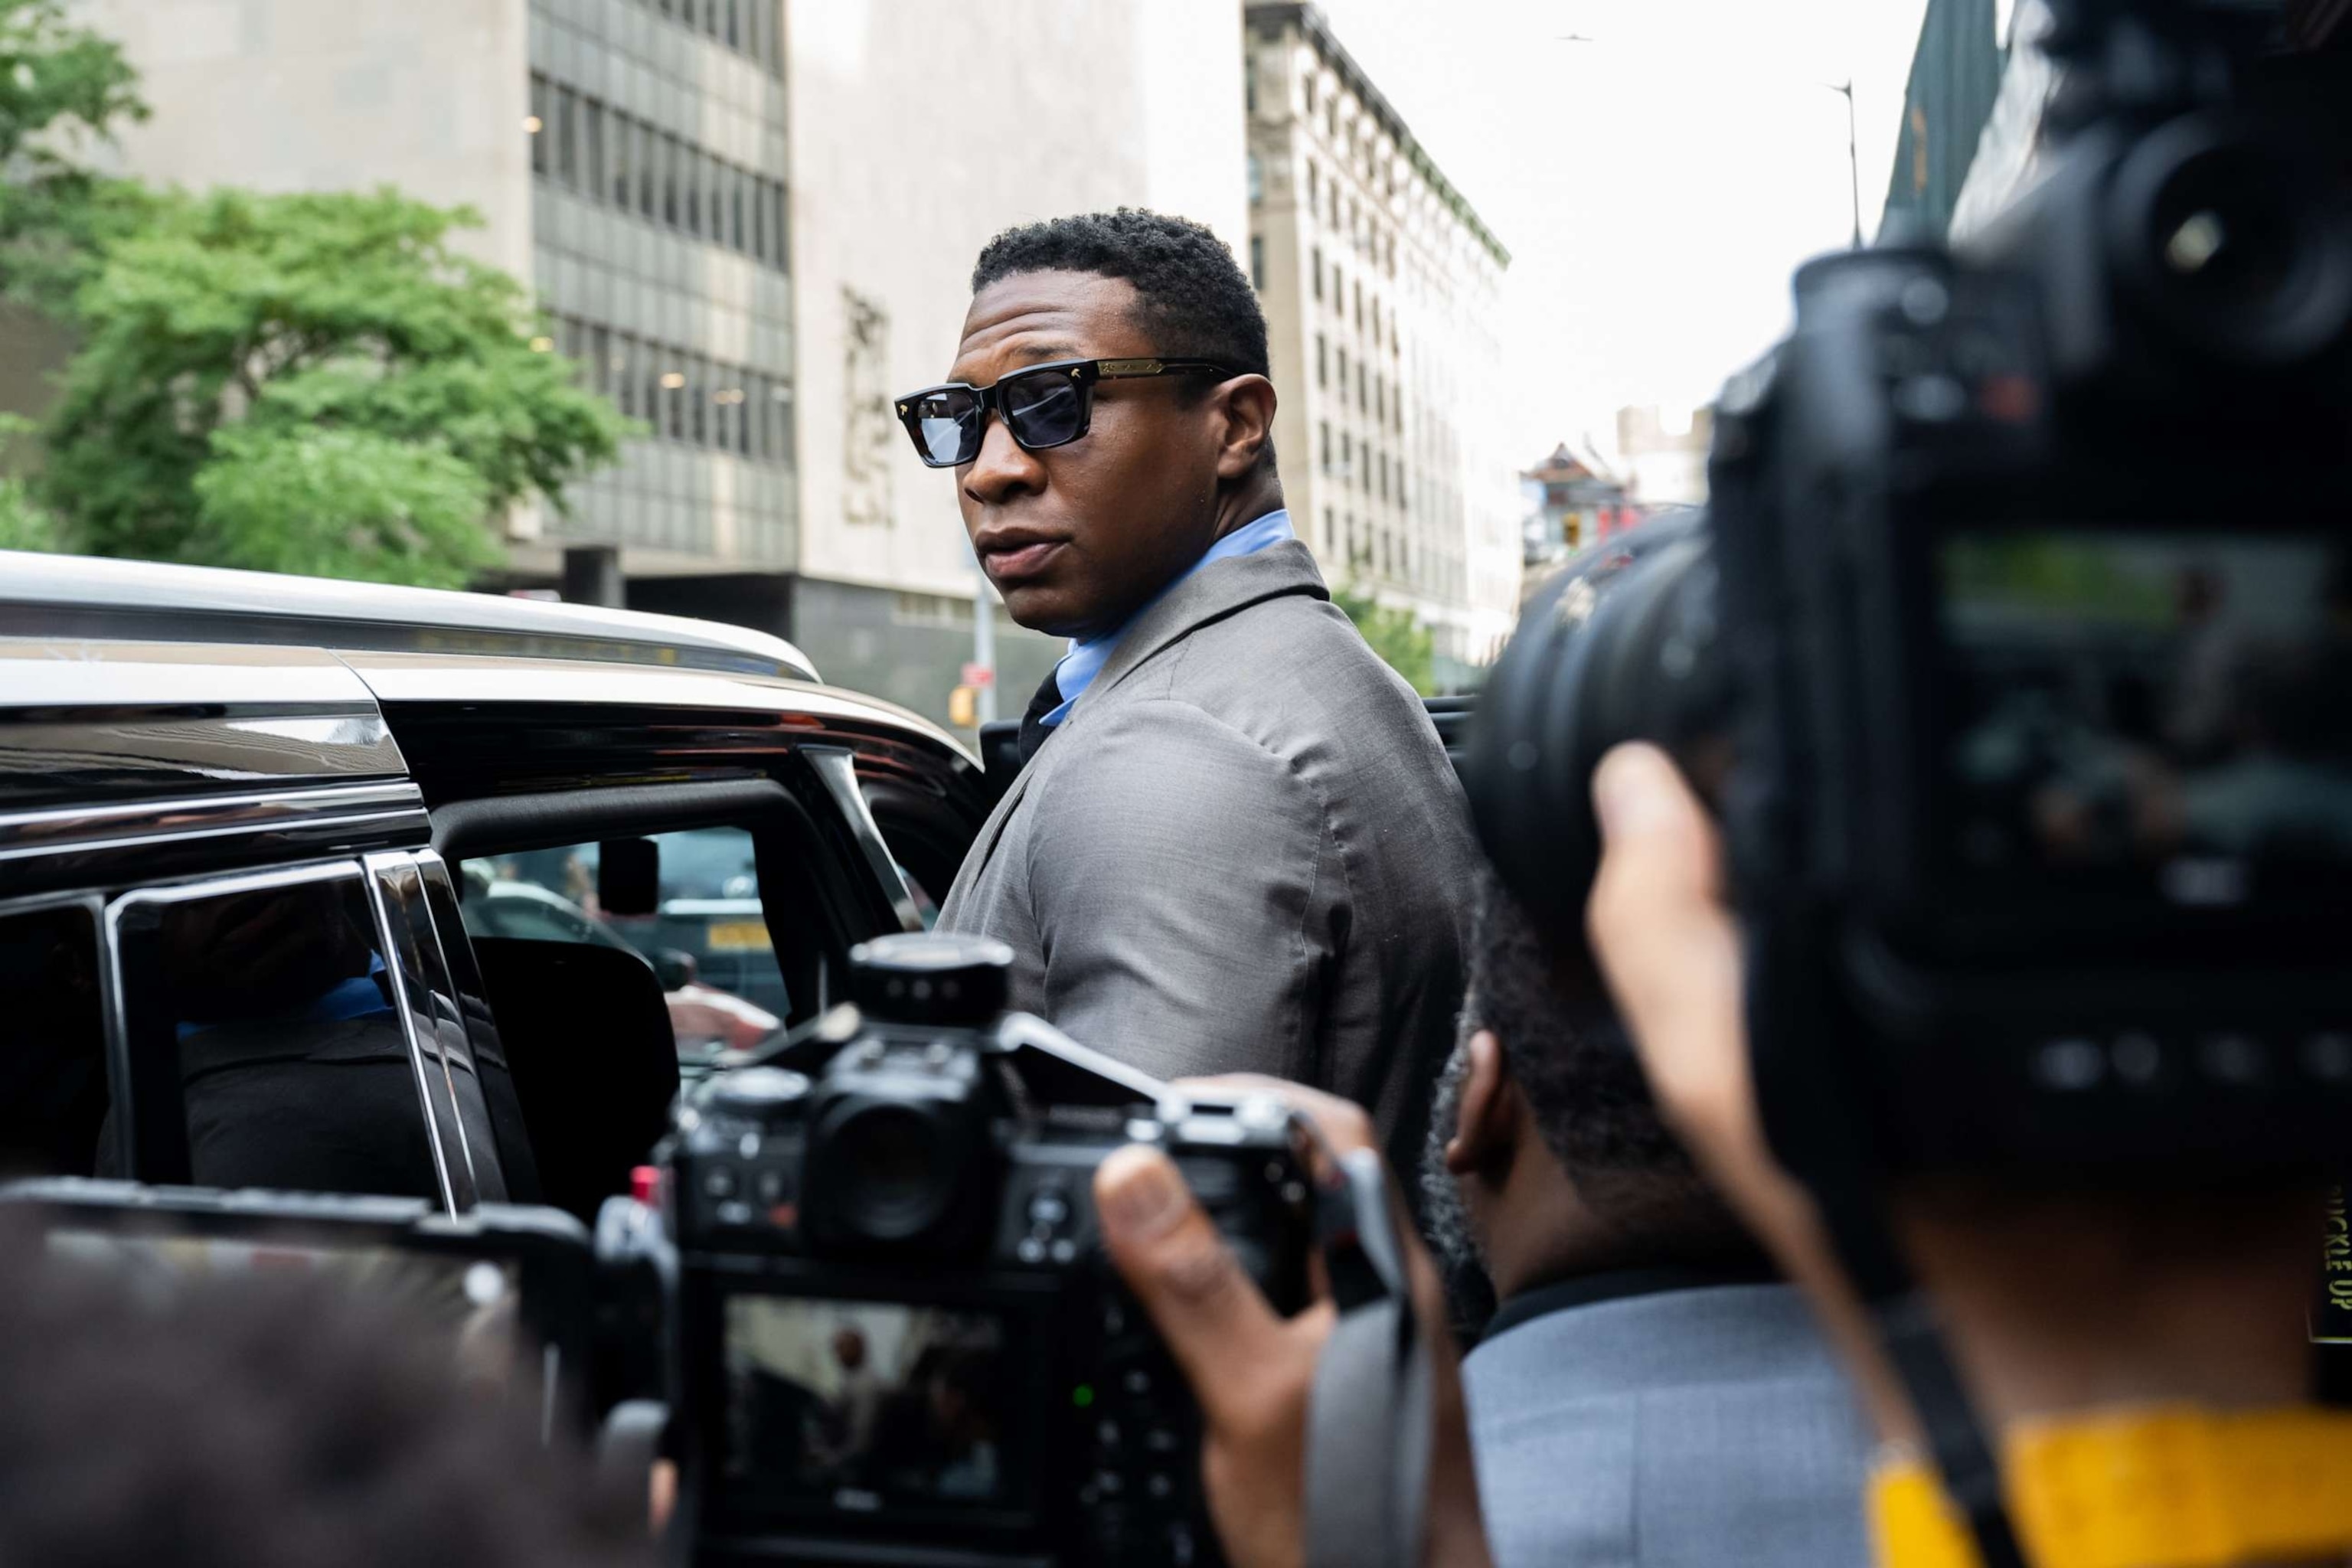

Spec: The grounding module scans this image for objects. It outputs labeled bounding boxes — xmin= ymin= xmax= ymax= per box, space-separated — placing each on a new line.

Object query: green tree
xmin=0 ymin=474 xmax=58 ymax=550
xmin=1331 ymin=580 xmax=1437 ymax=696
xmin=38 ymin=186 xmax=632 ymax=586
xmin=0 ymin=0 xmax=152 ymax=316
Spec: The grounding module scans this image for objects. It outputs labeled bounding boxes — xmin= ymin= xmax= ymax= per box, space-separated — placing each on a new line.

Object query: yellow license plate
xmin=704 ymin=920 xmax=773 ymax=952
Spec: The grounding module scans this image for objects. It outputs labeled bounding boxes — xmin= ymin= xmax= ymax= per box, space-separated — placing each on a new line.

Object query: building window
xmin=1311 ymin=247 xmax=1322 ymax=302
xmin=1249 ymin=234 xmax=1264 ymax=290
xmin=528 ymin=75 xmax=550 ymax=175
xmin=1319 ymin=420 xmax=1331 ymax=473
xmin=769 ymin=181 xmax=790 ymax=270
xmin=1331 ymin=263 xmax=1343 ymax=314
xmin=661 ymin=134 xmax=681 ymax=225
xmin=751 ymin=179 xmax=768 ymax=263
xmin=634 ymin=120 xmax=656 ymax=217
xmin=554 ymin=85 xmax=579 ymax=188
xmin=1357 ymin=361 xmax=1367 ymax=409
xmin=1306 ymin=159 xmax=1318 ymax=213
xmin=1305 ymin=73 xmax=1318 ymax=116
xmin=609 ymin=111 xmax=632 ymax=206
xmin=1341 ymin=430 xmax=1353 ymax=482
xmin=1316 ymin=335 xmax=1328 ymax=388
xmin=584 ymin=100 xmax=606 ymax=201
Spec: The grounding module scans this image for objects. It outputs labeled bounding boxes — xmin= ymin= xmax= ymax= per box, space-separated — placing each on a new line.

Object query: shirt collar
xmin=1479 ymin=1262 xmax=1780 ymax=1345
xmin=1043 ymin=508 xmax=1294 ymax=724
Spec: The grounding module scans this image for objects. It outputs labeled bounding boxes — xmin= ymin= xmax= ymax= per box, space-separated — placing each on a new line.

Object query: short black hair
xmin=1461 ymin=873 xmax=1754 ymax=1259
xmin=0 ymin=1224 xmax=651 ymax=1568
xmin=971 ymin=209 xmax=1271 ymax=380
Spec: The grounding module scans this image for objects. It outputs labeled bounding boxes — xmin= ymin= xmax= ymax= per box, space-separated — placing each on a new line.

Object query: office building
xmin=1243 ymin=2 xmax=1521 ymax=687
xmin=66 ymin=0 xmax=1249 ymax=728
xmin=76 ymin=0 xmax=795 ymax=590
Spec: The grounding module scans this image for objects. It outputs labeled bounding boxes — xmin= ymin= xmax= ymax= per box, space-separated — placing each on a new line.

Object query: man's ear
xmin=1444 ymin=1030 xmax=1520 ymax=1178
xmin=1212 ymin=374 xmax=1277 ymax=481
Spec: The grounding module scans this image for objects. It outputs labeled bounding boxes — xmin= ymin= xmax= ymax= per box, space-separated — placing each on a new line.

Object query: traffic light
xmin=947 ymin=684 xmax=978 ymax=729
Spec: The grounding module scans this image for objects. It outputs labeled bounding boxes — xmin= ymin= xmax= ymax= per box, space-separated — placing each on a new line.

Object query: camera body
xmin=658 ymin=934 xmax=1312 ymax=1568
xmin=1470 ymin=5 xmax=2352 ymax=1179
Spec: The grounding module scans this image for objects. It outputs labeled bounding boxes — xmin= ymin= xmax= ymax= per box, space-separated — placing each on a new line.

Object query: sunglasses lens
xmin=911 ymin=390 xmax=977 ymax=466
xmin=1004 ymin=372 xmax=1086 ymax=449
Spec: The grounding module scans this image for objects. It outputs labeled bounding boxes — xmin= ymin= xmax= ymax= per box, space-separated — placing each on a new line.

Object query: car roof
xmin=0 ymin=548 xmax=820 ymax=684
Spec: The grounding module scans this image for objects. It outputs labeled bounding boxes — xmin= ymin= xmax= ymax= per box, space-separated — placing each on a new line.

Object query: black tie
xmin=1017 ymin=667 xmax=1063 ymax=765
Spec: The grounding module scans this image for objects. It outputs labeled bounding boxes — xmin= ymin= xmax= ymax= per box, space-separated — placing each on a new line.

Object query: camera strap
xmin=1808 ymin=1177 xmax=2030 ymax=1568
xmin=1302 ymin=1146 xmax=1432 ymax=1568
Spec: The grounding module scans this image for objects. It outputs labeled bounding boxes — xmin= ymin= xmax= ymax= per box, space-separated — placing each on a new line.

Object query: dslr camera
xmin=1468 ymin=0 xmax=2352 ymax=1181
xmin=647 ymin=932 xmax=1312 ymax=1567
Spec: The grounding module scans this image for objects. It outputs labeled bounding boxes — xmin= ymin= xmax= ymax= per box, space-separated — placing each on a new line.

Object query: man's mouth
xmin=979 ymin=540 xmax=1067 ymax=583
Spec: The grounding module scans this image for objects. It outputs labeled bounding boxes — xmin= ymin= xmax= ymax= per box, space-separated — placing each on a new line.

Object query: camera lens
xmin=815 ymin=1101 xmax=952 ymax=1243
xmin=849 ymin=932 xmax=1012 ymax=1025
xmin=1462 ymin=512 xmax=1728 ymax=946
xmin=2110 ymin=118 xmax=2352 ymax=365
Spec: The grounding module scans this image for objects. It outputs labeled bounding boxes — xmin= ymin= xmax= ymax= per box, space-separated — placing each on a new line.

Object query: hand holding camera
xmin=1093 ymin=1076 xmax=1491 ymax=1568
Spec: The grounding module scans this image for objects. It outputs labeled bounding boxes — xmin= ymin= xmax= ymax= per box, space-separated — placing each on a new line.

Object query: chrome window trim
xmin=0 ymin=783 xmax=430 ymax=897
xmin=368 ymin=851 xmax=485 ymax=1210
xmin=0 ymin=782 xmax=426 ymax=860
xmin=804 ymin=745 xmax=925 ymax=934
xmin=356 ymin=862 xmax=462 ymax=1214
xmin=100 ymin=858 xmax=459 ymax=1214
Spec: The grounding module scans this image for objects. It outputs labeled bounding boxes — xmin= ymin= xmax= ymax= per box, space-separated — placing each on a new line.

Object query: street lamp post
xmin=1828 ymin=77 xmax=1863 ymax=249
xmin=1557 ymin=35 xmax=1868 ymax=249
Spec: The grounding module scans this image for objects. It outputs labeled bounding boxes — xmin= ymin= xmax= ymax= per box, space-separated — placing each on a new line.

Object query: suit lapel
xmin=1070 ymin=540 xmax=1328 ymax=724
xmin=946 ymin=541 xmax=1328 ymax=905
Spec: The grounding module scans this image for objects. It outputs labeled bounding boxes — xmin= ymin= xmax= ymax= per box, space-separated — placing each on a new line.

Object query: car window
xmin=0 ymin=902 xmax=109 ymax=1178
xmin=460 ymin=825 xmax=787 ymax=1058
xmin=108 ymin=867 xmax=445 ymax=1202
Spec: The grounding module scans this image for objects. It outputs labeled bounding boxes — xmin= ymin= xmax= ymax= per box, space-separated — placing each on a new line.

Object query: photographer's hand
xmin=1094 ymin=1080 xmax=1491 ymax=1568
xmin=1586 ymin=741 xmax=2321 ymax=1446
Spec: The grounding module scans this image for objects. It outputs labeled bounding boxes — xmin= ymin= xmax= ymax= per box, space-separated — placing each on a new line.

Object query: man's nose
xmin=962 ymin=410 xmax=1046 ymax=505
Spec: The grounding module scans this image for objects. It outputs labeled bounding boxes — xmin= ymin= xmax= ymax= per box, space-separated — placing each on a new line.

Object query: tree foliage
xmin=36 ymin=187 xmax=632 ymax=586
xmin=1331 ymin=580 xmax=1437 ymax=696
xmin=0 ymin=0 xmax=151 ymax=315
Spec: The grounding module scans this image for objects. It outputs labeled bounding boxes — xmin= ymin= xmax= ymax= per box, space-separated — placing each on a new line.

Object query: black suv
xmin=0 ymin=550 xmax=990 ymax=1224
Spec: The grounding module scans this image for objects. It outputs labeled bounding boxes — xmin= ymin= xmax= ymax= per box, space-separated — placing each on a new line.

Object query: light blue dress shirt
xmin=1040 ymin=508 xmax=1294 ymax=727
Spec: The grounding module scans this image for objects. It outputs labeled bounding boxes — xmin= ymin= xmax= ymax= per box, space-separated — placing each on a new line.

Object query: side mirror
xmin=599 ymin=838 xmax=659 ymax=916
xmin=651 ymin=948 xmax=697 ymax=991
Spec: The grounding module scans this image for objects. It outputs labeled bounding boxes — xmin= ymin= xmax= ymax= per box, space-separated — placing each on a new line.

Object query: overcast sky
xmin=1315 ymin=0 xmax=1934 ymax=471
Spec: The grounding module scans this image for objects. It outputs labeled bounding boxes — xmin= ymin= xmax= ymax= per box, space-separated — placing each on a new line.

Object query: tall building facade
xmin=1243 ymin=2 xmax=1521 ymax=688
xmin=80 ymin=0 xmax=800 ymax=586
xmin=64 ymin=0 xmax=1249 ymax=730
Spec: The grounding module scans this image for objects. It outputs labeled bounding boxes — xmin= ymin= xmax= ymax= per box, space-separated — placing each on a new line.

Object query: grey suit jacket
xmin=1463 ymin=1276 xmax=1873 ymax=1568
xmin=937 ymin=539 xmax=1477 ymax=1171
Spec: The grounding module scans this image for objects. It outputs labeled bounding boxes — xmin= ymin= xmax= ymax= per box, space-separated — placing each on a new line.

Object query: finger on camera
xmin=1170 ymin=1073 xmax=1377 ymax=1158
xmin=1096 ymin=1144 xmax=1290 ymax=1418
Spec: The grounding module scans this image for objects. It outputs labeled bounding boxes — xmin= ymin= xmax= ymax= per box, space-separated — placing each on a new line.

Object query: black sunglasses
xmin=893 ymin=357 xmax=1234 ymax=469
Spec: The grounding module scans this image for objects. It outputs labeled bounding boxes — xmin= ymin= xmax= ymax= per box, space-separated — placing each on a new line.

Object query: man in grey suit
xmin=900 ymin=210 xmax=1474 ymax=1172
xmin=1423 ymin=875 xmax=1871 ymax=1568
